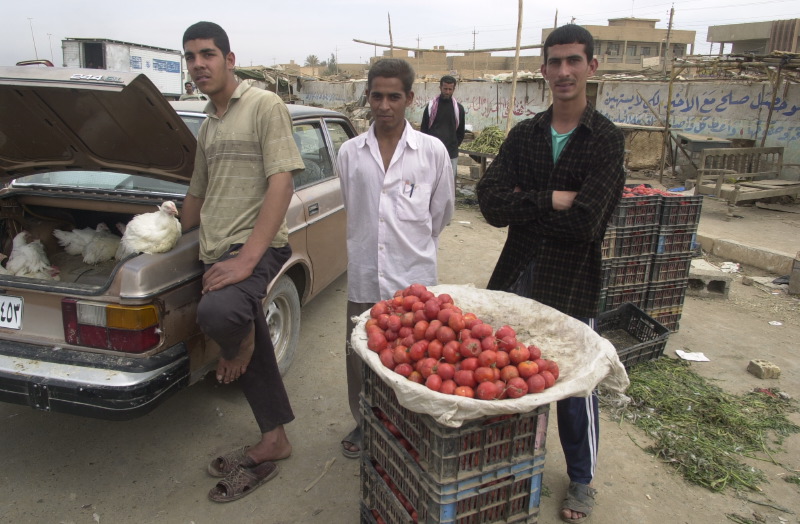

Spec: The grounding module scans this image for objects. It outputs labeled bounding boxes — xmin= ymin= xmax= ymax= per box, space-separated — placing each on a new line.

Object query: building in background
xmin=707 ymin=19 xmax=800 ymax=54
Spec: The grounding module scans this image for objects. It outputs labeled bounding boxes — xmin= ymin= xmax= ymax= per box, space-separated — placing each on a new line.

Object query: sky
xmin=4 ymin=0 xmax=799 ymax=69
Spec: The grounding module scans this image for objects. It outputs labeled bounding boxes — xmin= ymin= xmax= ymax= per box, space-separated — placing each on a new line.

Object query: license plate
xmin=0 ymin=295 xmax=23 ymax=329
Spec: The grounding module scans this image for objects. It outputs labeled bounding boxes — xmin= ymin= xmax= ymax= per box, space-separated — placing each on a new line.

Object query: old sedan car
xmin=0 ymin=67 xmax=353 ymax=419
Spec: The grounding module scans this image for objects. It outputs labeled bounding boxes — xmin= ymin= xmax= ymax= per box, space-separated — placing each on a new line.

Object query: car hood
xmin=0 ymin=66 xmax=196 ymax=185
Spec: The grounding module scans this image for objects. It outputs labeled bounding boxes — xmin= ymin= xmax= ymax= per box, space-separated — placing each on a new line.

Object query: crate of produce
xmin=650 ymin=253 xmax=692 ymax=283
xmin=361 ymin=435 xmax=545 ymax=524
xmin=361 ymin=364 xmax=549 ymax=484
xmin=645 ymin=280 xmax=688 ymax=310
xmin=656 ymin=225 xmax=698 ymax=255
xmin=646 ymin=305 xmax=683 ymax=332
xmin=602 ymin=255 xmax=653 ymax=288
xmin=660 ymin=195 xmax=703 ymax=226
xmin=609 ymin=193 xmax=662 ymax=227
xmin=601 ymin=227 xmax=616 ymax=259
xmin=597 ymin=302 xmax=670 ymax=369
xmin=612 ymin=225 xmax=658 ymax=257
xmin=601 ymin=283 xmax=648 ymax=312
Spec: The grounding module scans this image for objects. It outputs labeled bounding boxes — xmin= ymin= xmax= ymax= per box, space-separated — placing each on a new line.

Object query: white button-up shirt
xmin=337 ymin=121 xmax=455 ymax=303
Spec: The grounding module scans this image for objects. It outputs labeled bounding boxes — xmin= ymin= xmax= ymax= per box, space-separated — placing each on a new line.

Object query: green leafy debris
xmin=466 ymin=126 xmax=505 ymax=155
xmin=606 ymin=358 xmax=799 ymax=492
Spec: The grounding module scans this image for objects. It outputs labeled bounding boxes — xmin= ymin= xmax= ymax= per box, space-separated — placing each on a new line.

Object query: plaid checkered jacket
xmin=476 ymin=104 xmax=625 ymax=318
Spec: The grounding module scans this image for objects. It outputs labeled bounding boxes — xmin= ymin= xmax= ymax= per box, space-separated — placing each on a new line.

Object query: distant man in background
xmin=421 ymin=75 xmax=466 ymax=182
xmin=180 ymin=82 xmax=195 ymax=100
xmin=476 ymin=24 xmax=625 ymax=523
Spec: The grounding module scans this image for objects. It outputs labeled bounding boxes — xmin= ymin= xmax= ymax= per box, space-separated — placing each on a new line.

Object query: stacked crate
xmin=601 ymin=191 xmax=703 ymax=332
xmin=360 ymin=362 xmax=548 ymax=524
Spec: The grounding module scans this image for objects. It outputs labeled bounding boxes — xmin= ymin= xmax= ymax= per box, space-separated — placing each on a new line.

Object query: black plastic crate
xmin=650 ymin=253 xmax=692 ymax=283
xmin=656 ymin=225 xmax=698 ymax=255
xmin=645 ymin=280 xmax=689 ymax=310
xmin=597 ymin=302 xmax=670 ymax=369
xmin=361 ymin=364 xmax=549 ymax=484
xmin=601 ymin=255 xmax=653 ymax=288
xmin=361 ymin=450 xmax=543 ymax=524
xmin=601 ymin=283 xmax=648 ymax=312
xmin=601 ymin=227 xmax=616 ymax=259
xmin=660 ymin=195 xmax=703 ymax=226
xmin=612 ymin=225 xmax=659 ymax=257
xmin=609 ymin=193 xmax=662 ymax=227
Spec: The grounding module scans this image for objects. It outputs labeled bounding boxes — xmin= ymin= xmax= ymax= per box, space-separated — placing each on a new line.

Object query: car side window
xmin=326 ymin=121 xmax=355 ymax=158
xmin=292 ymin=123 xmax=333 ymax=189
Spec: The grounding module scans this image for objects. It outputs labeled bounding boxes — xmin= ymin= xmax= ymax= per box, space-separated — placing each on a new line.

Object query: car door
xmin=290 ymin=117 xmax=353 ymax=296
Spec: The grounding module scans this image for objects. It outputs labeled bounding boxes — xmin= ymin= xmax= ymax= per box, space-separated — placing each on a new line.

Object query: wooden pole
xmin=760 ymin=63 xmax=783 ymax=147
xmin=505 ymin=0 xmax=524 ymax=135
xmin=388 ymin=13 xmax=394 ymax=57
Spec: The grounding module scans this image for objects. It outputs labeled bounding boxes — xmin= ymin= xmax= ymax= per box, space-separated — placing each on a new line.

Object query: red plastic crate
xmin=613 ymin=225 xmax=658 ymax=257
xmin=650 ymin=253 xmax=692 ymax=283
xmin=609 ymin=194 xmax=662 ymax=227
xmin=361 ymin=363 xmax=548 ymax=484
xmin=601 ymin=255 xmax=652 ymax=288
xmin=660 ymin=195 xmax=703 ymax=226
xmin=645 ymin=280 xmax=688 ymax=310
xmin=601 ymin=283 xmax=648 ymax=312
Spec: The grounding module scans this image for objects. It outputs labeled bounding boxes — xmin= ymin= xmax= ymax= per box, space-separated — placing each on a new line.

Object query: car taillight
xmin=62 ymin=299 xmax=161 ymax=354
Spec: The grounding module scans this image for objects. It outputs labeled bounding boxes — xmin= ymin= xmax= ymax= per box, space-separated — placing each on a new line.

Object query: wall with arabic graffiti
xmin=598 ymin=81 xmax=800 ymax=165
xmin=299 ymin=79 xmax=799 ymax=166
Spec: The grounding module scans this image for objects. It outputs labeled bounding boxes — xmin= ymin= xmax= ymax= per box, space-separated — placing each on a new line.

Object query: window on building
xmin=596 ymin=43 xmax=602 ymax=55
xmin=606 ymin=43 xmax=620 ymax=56
xmin=627 ymin=45 xmax=637 ymax=56
xmin=641 ymin=46 xmax=651 ymax=56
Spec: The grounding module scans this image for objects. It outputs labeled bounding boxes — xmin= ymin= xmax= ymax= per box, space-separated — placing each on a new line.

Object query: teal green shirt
xmin=551 ymin=126 xmax=575 ymax=163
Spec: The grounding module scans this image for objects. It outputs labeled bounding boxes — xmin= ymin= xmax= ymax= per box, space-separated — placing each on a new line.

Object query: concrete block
xmin=687 ymin=267 xmax=732 ymax=299
xmin=747 ymin=359 xmax=781 ymax=379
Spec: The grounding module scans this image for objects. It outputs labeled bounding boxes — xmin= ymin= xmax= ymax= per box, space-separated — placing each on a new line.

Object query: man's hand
xmin=552 ymin=190 xmax=577 ymax=210
xmin=202 ymin=256 xmax=255 ymax=294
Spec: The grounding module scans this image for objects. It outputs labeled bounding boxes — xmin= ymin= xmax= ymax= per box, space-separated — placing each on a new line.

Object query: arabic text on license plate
xmin=0 ymin=295 xmax=23 ymax=329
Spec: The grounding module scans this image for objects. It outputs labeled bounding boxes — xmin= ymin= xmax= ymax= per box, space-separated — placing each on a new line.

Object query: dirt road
xmin=1 ymin=205 xmax=798 ymax=524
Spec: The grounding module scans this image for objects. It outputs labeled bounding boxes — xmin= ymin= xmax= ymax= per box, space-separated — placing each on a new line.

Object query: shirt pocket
xmin=396 ymin=183 xmax=432 ymax=222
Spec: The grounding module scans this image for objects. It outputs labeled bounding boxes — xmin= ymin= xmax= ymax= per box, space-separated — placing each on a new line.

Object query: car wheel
xmin=264 ymin=275 xmax=301 ymax=376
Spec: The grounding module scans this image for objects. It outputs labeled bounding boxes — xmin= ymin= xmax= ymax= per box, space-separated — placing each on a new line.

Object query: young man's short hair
xmin=183 ymin=21 xmax=231 ymax=56
xmin=440 ymin=75 xmax=457 ymax=86
xmin=367 ymin=59 xmax=415 ymax=93
xmin=543 ymin=24 xmax=594 ymax=62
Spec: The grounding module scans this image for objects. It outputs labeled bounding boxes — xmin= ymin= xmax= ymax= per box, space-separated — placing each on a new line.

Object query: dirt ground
xmin=1 ymin=193 xmax=798 ymax=524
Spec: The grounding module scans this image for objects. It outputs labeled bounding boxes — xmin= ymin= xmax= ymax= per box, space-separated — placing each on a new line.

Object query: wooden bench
xmin=693 ymin=146 xmax=800 ymax=216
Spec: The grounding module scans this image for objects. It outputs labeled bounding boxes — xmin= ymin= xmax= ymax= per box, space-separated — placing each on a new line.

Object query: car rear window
xmin=12 ymin=171 xmax=188 ymax=195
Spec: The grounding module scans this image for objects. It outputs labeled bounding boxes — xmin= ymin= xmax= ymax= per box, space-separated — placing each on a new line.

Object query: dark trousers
xmin=346 ymin=300 xmax=374 ymax=426
xmin=197 ymin=244 xmax=295 ymax=434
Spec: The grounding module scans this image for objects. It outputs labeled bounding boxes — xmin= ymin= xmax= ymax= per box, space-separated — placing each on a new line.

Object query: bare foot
xmin=216 ymin=327 xmax=255 ymax=384
xmin=247 ymin=426 xmax=293 ymax=463
xmin=560 ymin=508 xmax=587 ymax=522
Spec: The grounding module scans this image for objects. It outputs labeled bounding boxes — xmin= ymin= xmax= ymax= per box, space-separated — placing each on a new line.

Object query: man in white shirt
xmin=336 ymin=58 xmax=454 ymax=458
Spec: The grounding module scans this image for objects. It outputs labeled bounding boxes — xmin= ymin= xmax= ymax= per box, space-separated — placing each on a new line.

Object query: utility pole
xmin=48 ymin=33 xmax=54 ymax=63
xmin=472 ymin=27 xmax=478 ymax=78
xmin=506 ymin=0 xmax=523 ymax=134
xmin=388 ymin=13 xmax=394 ymax=57
xmin=28 ymin=18 xmax=39 ymax=59
xmin=662 ymin=5 xmax=674 ymax=76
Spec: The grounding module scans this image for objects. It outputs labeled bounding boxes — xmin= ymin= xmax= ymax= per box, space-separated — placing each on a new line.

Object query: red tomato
xmin=393 ymin=345 xmax=411 ymax=365
xmin=471 ymin=323 xmax=494 ymax=339
xmin=418 ymin=357 xmax=438 ymax=378
xmin=386 ymin=315 xmax=401 ymax=332
xmin=436 ymin=325 xmax=457 ymax=344
xmin=402 ymin=295 xmax=419 ymax=312
xmin=499 ymin=365 xmax=520 ymax=382
xmin=494 ymin=350 xmax=510 ymax=369
xmin=509 ymin=344 xmax=530 ymax=364
xmin=413 ymin=320 xmax=429 ymax=341
xmin=442 ymin=340 xmax=462 ymax=364
xmin=474 ymin=366 xmax=495 ymax=383
xmin=436 ymin=362 xmax=456 ymax=381
xmin=394 ymin=363 xmax=413 ymax=377
xmin=460 ymin=357 xmax=479 ymax=372
xmin=517 ymin=360 xmax=539 ymax=379
xmin=527 ymin=345 xmax=542 ymax=360
xmin=379 ymin=348 xmax=396 ymax=370
xmin=440 ymin=379 xmax=457 ymax=395
xmin=454 ymin=369 xmax=477 ymax=388
xmin=454 ymin=386 xmax=474 ymax=398
xmin=408 ymin=340 xmax=428 ymax=361
xmin=495 ymin=325 xmax=516 ymax=339
xmin=427 ymin=339 xmax=443 ymax=360
xmin=526 ymin=373 xmax=546 ymax=393
xmin=370 ymin=302 xmax=388 ymax=318
xmin=437 ymin=308 xmax=454 ymax=325
xmin=540 ymin=370 xmax=556 ymax=389
xmin=367 ymin=331 xmax=388 ymax=352
xmin=480 ymin=336 xmax=498 ymax=352
xmin=424 ymin=320 xmax=442 ymax=341
xmin=437 ymin=293 xmax=454 ymax=305
xmin=477 ymin=349 xmax=497 ymax=368
xmin=549 ymin=361 xmax=560 ymax=380
xmin=494 ymin=380 xmax=509 ymax=400
xmin=400 ymin=312 xmax=415 ymax=328
xmin=476 ymin=381 xmax=499 ymax=400
xmin=377 ymin=313 xmax=390 ymax=330
xmin=424 ymin=299 xmax=440 ymax=321
xmin=408 ymin=371 xmax=424 ymax=384
xmin=506 ymin=377 xmax=529 ymax=398
xmin=448 ymin=312 xmax=465 ymax=333
xmin=498 ymin=335 xmax=517 ymax=351
xmin=425 ymin=374 xmax=443 ymax=392
xmin=459 ymin=338 xmax=482 ymax=358
xmin=398 ymin=326 xmax=413 ymax=339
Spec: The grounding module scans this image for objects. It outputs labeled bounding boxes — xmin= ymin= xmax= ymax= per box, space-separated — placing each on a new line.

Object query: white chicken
xmin=53 ymin=225 xmax=99 ymax=256
xmin=0 ymin=254 xmax=10 ymax=275
xmin=115 ymin=201 xmax=182 ymax=260
xmin=82 ymin=223 xmax=121 ymax=265
xmin=6 ymin=231 xmax=60 ymax=280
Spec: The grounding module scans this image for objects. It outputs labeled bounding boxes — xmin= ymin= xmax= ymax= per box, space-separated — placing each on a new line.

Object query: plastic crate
xmin=645 ymin=280 xmax=688 ymax=310
xmin=361 ymin=447 xmax=544 ymax=524
xmin=597 ymin=302 xmax=670 ymax=369
xmin=601 ymin=227 xmax=616 ymax=259
xmin=361 ymin=364 xmax=549 ymax=483
xmin=646 ymin=305 xmax=683 ymax=332
xmin=601 ymin=283 xmax=648 ymax=312
xmin=650 ymin=253 xmax=692 ymax=283
xmin=612 ymin=225 xmax=658 ymax=257
xmin=602 ymin=255 xmax=653 ymax=288
xmin=656 ymin=225 xmax=698 ymax=255
xmin=609 ymin=194 xmax=662 ymax=227
xmin=660 ymin=195 xmax=703 ymax=226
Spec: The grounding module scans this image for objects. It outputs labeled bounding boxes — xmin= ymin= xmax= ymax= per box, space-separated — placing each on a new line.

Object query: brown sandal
xmin=207 ymin=446 xmax=250 ymax=478
xmin=208 ymin=459 xmax=280 ymax=503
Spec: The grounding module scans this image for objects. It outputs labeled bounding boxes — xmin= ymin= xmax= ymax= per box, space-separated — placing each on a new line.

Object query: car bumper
xmin=0 ymin=340 xmax=189 ymax=420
